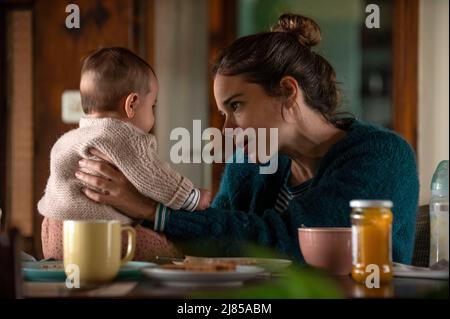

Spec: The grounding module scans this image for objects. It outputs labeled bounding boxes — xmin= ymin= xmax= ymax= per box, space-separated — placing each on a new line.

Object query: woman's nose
xmin=221 ymin=118 xmax=236 ymax=136
xmin=221 ymin=119 xmax=229 ymax=135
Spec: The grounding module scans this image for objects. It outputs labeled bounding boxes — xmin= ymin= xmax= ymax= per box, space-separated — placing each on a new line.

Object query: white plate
xmin=393 ymin=263 xmax=449 ymax=280
xmin=142 ymin=265 xmax=265 ymax=287
xmin=177 ymin=257 xmax=292 ymax=272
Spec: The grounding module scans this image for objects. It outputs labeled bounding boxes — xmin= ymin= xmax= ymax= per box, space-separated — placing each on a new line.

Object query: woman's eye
xmin=230 ymin=102 xmax=241 ymax=111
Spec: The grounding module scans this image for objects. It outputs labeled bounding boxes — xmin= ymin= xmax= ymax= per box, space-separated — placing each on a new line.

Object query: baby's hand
xmin=196 ymin=189 xmax=212 ymax=210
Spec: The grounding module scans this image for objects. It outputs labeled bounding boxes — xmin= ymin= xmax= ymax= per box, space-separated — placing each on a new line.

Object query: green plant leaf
xmin=190 ymin=244 xmax=344 ymax=299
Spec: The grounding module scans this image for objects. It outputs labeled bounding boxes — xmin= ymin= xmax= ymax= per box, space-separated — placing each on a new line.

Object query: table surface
xmin=22 ymin=271 xmax=448 ymax=299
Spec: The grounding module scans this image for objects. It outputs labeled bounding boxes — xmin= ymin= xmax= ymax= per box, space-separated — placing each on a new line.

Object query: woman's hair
xmin=213 ymin=13 xmax=344 ymax=125
xmin=80 ymin=47 xmax=154 ymax=114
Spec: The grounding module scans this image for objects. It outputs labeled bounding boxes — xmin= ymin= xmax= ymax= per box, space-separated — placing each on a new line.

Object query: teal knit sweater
xmin=162 ymin=120 xmax=420 ymax=264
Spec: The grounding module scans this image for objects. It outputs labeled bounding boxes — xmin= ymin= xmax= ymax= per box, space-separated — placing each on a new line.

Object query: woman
xmin=75 ymin=14 xmax=419 ymax=263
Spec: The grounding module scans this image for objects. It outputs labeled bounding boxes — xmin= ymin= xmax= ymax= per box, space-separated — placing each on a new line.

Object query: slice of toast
xmin=160 ymin=262 xmax=236 ymax=272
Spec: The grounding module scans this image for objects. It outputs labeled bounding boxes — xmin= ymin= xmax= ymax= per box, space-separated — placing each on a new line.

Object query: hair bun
xmin=271 ymin=13 xmax=322 ymax=48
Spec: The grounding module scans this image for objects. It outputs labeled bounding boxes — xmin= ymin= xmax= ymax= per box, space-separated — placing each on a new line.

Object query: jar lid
xmin=349 ymin=200 xmax=393 ymax=208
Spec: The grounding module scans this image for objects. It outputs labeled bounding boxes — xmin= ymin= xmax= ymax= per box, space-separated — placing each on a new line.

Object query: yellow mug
xmin=63 ymin=220 xmax=136 ymax=284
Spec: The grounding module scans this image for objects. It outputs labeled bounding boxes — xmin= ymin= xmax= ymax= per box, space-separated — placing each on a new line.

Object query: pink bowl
xmin=298 ymin=227 xmax=352 ymax=275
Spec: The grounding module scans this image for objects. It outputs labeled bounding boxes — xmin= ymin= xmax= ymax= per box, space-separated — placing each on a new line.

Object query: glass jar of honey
xmin=350 ymin=200 xmax=393 ymax=284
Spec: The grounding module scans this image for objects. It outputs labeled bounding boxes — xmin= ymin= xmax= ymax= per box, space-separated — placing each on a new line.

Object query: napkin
xmin=21 ymin=251 xmax=37 ymax=262
xmin=393 ymin=260 xmax=449 ymax=279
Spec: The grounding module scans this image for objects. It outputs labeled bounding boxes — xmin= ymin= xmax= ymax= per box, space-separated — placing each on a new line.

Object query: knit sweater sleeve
xmin=163 ymin=153 xmax=301 ymax=259
xmin=163 ymin=131 xmax=419 ymax=263
xmin=88 ymin=123 xmax=194 ymax=210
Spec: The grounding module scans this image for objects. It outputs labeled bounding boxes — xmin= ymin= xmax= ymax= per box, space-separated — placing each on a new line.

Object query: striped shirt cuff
xmin=180 ymin=188 xmax=200 ymax=211
xmin=154 ymin=203 xmax=171 ymax=232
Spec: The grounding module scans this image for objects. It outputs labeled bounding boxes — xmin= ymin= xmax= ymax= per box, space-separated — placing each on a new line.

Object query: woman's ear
xmin=279 ymin=76 xmax=299 ymax=107
xmin=124 ymin=93 xmax=139 ymax=119
xmin=278 ymin=76 xmax=303 ymax=121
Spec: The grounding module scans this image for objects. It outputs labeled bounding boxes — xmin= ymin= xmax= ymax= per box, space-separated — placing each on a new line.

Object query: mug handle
xmin=120 ymin=226 xmax=136 ymax=265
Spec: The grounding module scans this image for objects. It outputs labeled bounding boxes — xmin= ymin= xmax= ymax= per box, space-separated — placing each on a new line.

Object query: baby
xmin=38 ymin=47 xmax=211 ymax=260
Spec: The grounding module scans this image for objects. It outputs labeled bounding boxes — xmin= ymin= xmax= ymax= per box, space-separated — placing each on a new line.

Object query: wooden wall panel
xmin=0 ymin=5 xmax=9 ymax=230
xmin=208 ymin=0 xmax=236 ymax=195
xmin=393 ymin=0 xmax=419 ymax=151
xmin=7 ymin=10 xmax=34 ymax=236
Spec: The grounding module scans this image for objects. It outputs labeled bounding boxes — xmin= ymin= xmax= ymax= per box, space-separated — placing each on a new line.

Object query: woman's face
xmin=213 ymin=74 xmax=284 ymax=162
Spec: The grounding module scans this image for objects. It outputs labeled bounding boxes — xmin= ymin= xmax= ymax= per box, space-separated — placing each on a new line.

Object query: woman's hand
xmin=74 ymin=148 xmax=157 ymax=221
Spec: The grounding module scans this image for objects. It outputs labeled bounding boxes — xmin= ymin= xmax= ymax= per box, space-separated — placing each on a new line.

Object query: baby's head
xmin=80 ymin=47 xmax=158 ymax=132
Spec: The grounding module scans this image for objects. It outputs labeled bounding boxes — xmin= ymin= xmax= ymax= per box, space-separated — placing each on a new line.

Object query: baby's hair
xmin=80 ymin=47 xmax=154 ymax=114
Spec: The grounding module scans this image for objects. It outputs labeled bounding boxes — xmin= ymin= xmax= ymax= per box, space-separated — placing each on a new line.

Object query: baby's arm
xmin=89 ymin=130 xmax=210 ymax=211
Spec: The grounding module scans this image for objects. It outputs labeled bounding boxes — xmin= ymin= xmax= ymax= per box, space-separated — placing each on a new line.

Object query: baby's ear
xmin=124 ymin=93 xmax=139 ymax=118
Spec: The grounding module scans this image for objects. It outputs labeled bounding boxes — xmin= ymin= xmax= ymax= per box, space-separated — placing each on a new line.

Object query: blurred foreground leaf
xmin=190 ymin=244 xmax=343 ymax=299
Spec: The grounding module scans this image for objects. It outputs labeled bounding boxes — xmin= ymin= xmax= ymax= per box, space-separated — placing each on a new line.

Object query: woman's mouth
xmin=235 ymin=136 xmax=250 ymax=154
xmin=243 ymin=142 xmax=249 ymax=154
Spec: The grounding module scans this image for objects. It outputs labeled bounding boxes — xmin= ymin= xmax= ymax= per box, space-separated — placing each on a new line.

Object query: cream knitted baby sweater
xmin=38 ymin=117 xmax=195 ymax=224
